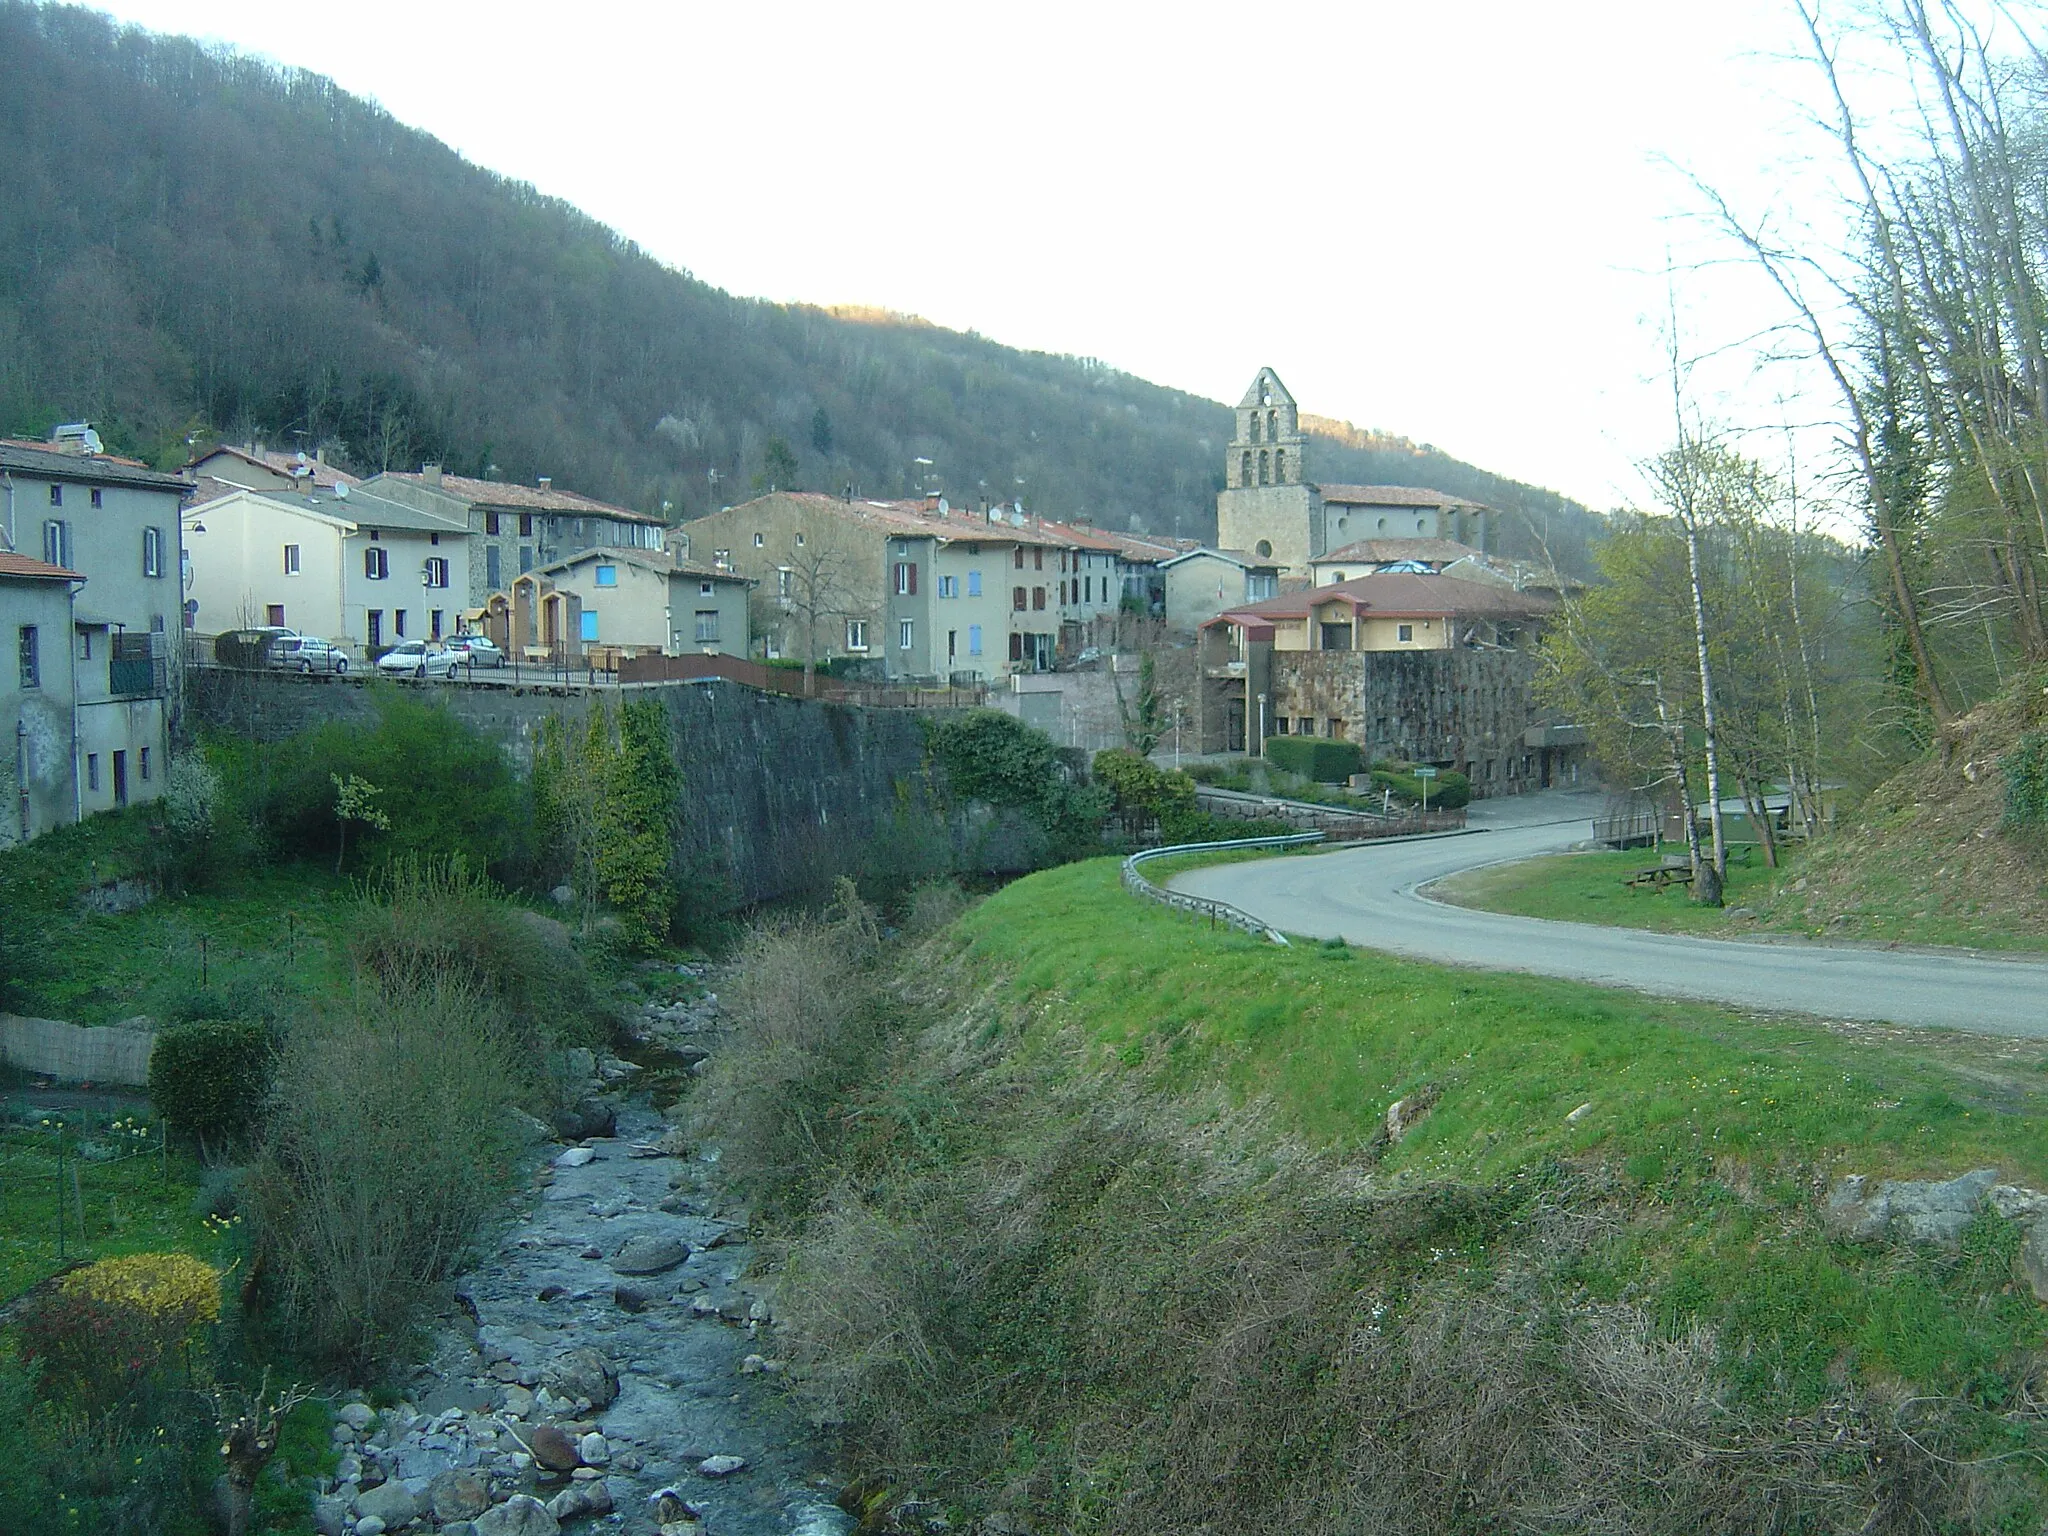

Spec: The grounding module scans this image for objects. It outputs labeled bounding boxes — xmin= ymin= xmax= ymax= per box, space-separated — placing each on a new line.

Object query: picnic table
xmin=1625 ymin=856 xmax=1695 ymax=891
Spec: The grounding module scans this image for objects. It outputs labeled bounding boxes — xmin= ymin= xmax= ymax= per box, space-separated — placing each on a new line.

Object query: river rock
xmin=1825 ymin=1167 xmax=2000 ymax=1246
xmin=553 ymin=1097 xmax=616 ymax=1140
xmin=355 ymin=1479 xmax=418 ymax=1529
xmin=312 ymin=1496 xmax=348 ymax=1536
xmin=697 ymin=1454 xmax=747 ymax=1477
xmin=547 ymin=1479 xmax=614 ymax=1521
xmin=577 ymin=1432 xmax=610 ymax=1465
xmin=429 ymin=1468 xmax=492 ymax=1521
xmin=614 ymin=1283 xmax=653 ymax=1313
xmin=356 ymin=1519 xmax=387 ymax=1536
xmin=338 ymin=1402 xmax=375 ymax=1431
xmin=528 ymin=1422 xmax=581 ymax=1472
xmin=540 ymin=1346 xmax=618 ymax=1408
xmin=553 ymin=1146 xmax=596 ymax=1168
xmin=612 ymin=1233 xmax=690 ymax=1275
xmin=474 ymin=1496 xmax=561 ymax=1536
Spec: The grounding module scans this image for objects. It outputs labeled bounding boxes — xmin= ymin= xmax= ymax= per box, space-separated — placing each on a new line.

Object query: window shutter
xmin=907 ymin=563 xmax=918 ymax=596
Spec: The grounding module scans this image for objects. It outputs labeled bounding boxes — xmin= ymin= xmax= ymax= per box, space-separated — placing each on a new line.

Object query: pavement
xmin=1169 ymin=788 xmax=2048 ymax=1037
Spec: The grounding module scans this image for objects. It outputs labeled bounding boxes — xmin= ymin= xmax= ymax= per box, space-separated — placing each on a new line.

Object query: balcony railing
xmin=109 ymin=635 xmax=167 ymax=697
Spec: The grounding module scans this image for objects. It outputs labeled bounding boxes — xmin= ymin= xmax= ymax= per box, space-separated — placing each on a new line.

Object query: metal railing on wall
xmin=1120 ymin=833 xmax=1325 ymax=946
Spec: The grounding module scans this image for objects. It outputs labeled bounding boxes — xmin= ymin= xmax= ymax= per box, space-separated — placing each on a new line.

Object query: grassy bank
xmin=1432 ymin=843 xmax=1792 ymax=939
xmin=721 ymin=860 xmax=2048 ymax=1534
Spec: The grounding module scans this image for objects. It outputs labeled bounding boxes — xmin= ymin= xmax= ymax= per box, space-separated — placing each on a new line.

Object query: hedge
xmin=1371 ymin=766 xmax=1471 ymax=810
xmin=1263 ymin=737 xmax=1363 ymax=783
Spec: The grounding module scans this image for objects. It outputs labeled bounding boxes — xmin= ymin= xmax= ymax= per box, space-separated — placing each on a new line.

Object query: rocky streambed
xmin=314 ymin=982 xmax=850 ymax=1536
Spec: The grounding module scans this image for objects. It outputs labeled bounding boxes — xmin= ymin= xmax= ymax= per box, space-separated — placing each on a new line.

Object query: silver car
xmin=443 ymin=635 xmax=505 ymax=668
xmin=374 ymin=641 xmax=459 ymax=680
xmin=270 ymin=635 xmax=349 ymax=674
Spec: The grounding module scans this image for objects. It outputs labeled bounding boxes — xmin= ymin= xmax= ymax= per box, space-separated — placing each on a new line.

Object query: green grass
xmin=949 ymin=859 xmax=2048 ymax=1431
xmin=1432 ymin=842 xmax=1795 ymax=938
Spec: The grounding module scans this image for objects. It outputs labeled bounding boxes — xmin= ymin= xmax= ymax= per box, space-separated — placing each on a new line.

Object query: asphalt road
xmin=1169 ymin=790 xmax=2048 ymax=1037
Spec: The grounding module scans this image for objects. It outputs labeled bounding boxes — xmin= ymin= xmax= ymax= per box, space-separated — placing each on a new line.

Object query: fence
xmin=1121 ymin=833 xmax=1325 ymax=945
xmin=619 ymin=652 xmax=987 ymax=709
xmin=1196 ymin=786 xmax=1467 ymax=840
xmin=1 ymin=1015 xmax=155 ymax=1086
xmin=0 ymin=1092 xmax=172 ymax=1290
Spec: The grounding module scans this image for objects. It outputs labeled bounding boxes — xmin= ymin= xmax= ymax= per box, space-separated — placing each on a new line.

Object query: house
xmin=683 ymin=491 xmax=1088 ymax=681
xmin=363 ymin=466 xmax=666 ymax=607
xmin=1 ymin=551 xmax=81 ymax=844
xmin=489 ymin=548 xmax=751 ymax=663
xmin=1160 ymin=548 xmax=1283 ymax=633
xmin=1 ymin=432 xmax=186 ymax=816
xmin=1195 ymin=570 xmax=1580 ymax=790
xmin=181 ymin=484 xmax=470 ymax=651
xmin=1308 ymin=538 xmax=1570 ymax=595
xmin=1213 ymin=368 xmax=1493 ymax=576
xmin=186 ymin=441 xmax=361 ymax=497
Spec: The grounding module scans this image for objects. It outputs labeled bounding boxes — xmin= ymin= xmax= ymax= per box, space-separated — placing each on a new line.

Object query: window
xmin=429 ymin=531 xmax=441 ymax=547
xmin=894 ymin=562 xmax=917 ymax=595
xmin=1014 ymin=548 xmax=1024 ymax=569
xmin=90 ymin=487 xmax=102 ymax=508
xmin=519 ymin=514 xmax=533 ymax=537
xmin=17 ymin=625 xmax=38 ymax=689
xmin=139 ymin=747 xmax=150 ymax=781
xmin=1013 ymin=586 xmax=1027 ymax=612
xmin=1032 ymin=587 xmax=1046 ymax=611
xmin=700 ymin=580 xmax=715 ymax=596
xmin=1274 ymin=449 xmax=1286 ymax=482
xmin=48 ymin=484 xmax=61 ymax=507
xmin=487 ymin=546 xmax=502 ymax=587
xmin=394 ymin=609 xmax=408 ymax=638
xmin=86 ymin=754 xmax=99 ymax=792
xmin=753 ymin=532 xmax=764 ymax=547
xmin=139 ymin=525 xmax=163 ymax=577
xmin=899 ymin=619 xmax=914 ymax=650
xmin=364 ymin=546 xmax=389 ymax=580
xmin=968 ymin=623 xmax=982 ymax=656
xmin=595 ymin=564 xmax=618 ymax=587
xmin=1397 ymin=623 xmax=1414 ymax=643
xmin=967 ymin=570 xmax=982 ymax=597
xmin=367 ymin=611 xmax=383 ymax=647
xmin=431 ymin=609 xmax=443 ymax=638
xmin=695 ymin=610 xmax=720 ymax=643
xmin=519 ymin=546 xmax=533 ymax=574
xmin=938 ymin=574 xmax=957 ymax=598
xmin=1241 ymin=450 xmax=1252 ymax=484
xmin=1085 ymin=577 xmax=1093 ymax=603
xmin=42 ymin=520 xmax=71 ymax=568
xmin=266 ymin=604 xmax=286 ymax=627
xmin=1248 ymin=413 xmax=1261 ymax=444
xmin=795 ymin=532 xmax=805 ymax=546
xmin=1033 ymin=548 xmax=1043 ymax=571
xmin=485 ymin=511 xmax=500 ymax=536
xmin=112 ymin=750 xmax=127 ymax=806
xmin=777 ymin=568 xmax=792 ymax=600
xmin=75 ymin=627 xmax=91 ymax=661
xmin=284 ymin=543 xmax=301 ymax=575
xmin=425 ymin=557 xmax=450 ymax=588
xmin=1258 ymin=450 xmax=1270 ymax=485
xmin=845 ymin=618 xmax=869 ymax=651
xmin=712 ymin=549 xmax=730 ymax=570
xmin=580 ymin=610 xmax=599 ymax=642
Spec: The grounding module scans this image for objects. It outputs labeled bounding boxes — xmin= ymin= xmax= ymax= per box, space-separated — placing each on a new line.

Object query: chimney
xmin=422 ymin=463 xmax=444 ymax=488
xmin=313 ymin=447 xmax=325 ymax=465
xmin=923 ymin=493 xmax=940 ymax=514
xmin=538 ymin=476 xmax=553 ymax=492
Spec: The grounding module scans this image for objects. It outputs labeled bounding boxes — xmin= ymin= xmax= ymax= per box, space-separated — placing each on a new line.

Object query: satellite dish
xmin=334 ymin=482 xmax=350 ymax=499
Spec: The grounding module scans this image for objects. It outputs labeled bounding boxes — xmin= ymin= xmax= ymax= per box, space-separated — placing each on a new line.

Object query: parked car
xmin=214 ymin=626 xmax=300 ymax=669
xmin=374 ymin=641 xmax=459 ymax=680
xmin=442 ymin=635 xmax=505 ymax=668
xmin=269 ymin=635 xmax=349 ymax=674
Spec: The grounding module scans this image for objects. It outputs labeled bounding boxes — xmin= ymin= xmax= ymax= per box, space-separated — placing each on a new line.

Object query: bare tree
xmin=765 ymin=519 xmax=876 ymax=695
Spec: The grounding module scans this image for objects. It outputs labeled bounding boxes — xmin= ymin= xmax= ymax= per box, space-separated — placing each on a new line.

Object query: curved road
xmin=1170 ymin=791 xmax=2048 ymax=1037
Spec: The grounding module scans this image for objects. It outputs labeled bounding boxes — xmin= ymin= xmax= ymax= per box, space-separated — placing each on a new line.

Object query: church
xmin=1214 ymin=368 xmax=1492 ymax=577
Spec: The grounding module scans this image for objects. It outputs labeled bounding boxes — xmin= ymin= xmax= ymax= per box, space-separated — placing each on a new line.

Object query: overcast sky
xmin=88 ymin=1 xmax=1939 ymax=511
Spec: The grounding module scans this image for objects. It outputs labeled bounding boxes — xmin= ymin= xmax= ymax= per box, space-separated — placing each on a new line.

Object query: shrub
xmin=250 ymin=972 xmax=521 ymax=1370
xmin=925 ymin=710 xmax=1111 ymax=864
xmin=533 ymin=700 xmax=683 ymax=950
xmin=1093 ymin=748 xmax=1199 ymax=842
xmin=2003 ymin=731 xmax=2048 ymax=827
xmin=148 ymin=1018 xmax=273 ymax=1158
xmin=1263 ymin=736 xmax=1363 ymax=782
xmin=904 ymin=879 xmax=971 ymax=938
xmin=17 ymin=1252 xmax=220 ymax=1410
xmin=1373 ymin=764 xmax=1471 ymax=810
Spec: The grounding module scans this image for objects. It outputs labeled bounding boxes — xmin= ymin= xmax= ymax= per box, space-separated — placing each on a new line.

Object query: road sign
xmin=1413 ymin=766 xmax=1439 ymax=778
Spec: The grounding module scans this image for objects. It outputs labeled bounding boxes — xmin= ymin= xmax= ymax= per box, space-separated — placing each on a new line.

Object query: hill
xmin=0 ymin=2 xmax=1601 ymax=562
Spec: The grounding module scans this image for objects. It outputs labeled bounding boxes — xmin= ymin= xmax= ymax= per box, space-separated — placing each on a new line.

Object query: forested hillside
xmin=0 ymin=2 xmax=1598 ymax=561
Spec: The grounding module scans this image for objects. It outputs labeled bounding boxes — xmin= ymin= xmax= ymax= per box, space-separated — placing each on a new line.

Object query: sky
xmin=83 ymin=1 xmax=1938 ymax=512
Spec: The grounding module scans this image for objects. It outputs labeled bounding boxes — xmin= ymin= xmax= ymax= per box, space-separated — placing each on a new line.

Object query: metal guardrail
xmin=1121 ymin=833 xmax=1325 ymax=945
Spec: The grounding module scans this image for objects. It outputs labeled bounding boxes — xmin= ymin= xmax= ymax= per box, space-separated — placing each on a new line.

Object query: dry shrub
xmin=691 ymin=879 xmax=886 ymax=1212
xmin=249 ymin=972 xmax=520 ymax=1371
xmin=903 ymin=879 xmax=971 ymax=940
xmin=771 ymin=1006 xmax=1997 ymax=1536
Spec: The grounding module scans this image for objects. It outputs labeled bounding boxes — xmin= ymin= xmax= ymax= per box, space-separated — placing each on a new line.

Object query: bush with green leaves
xmin=2002 ymin=731 xmax=2048 ymax=827
xmin=533 ymin=699 xmax=683 ymax=950
xmin=1372 ymin=763 xmax=1471 ymax=810
xmin=148 ymin=1017 xmax=273 ymax=1158
xmin=1093 ymin=747 xmax=1199 ymax=842
xmin=1263 ymin=736 xmax=1363 ymax=783
xmin=924 ymin=709 xmax=1110 ymax=864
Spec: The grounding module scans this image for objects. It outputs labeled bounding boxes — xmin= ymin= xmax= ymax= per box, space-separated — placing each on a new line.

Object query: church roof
xmin=1311 ymin=538 xmax=1485 ymax=566
xmin=1202 ymin=570 xmax=1553 ymax=629
xmin=1315 ymin=484 xmax=1489 ymax=511
xmin=1236 ymin=367 xmax=1296 ymax=410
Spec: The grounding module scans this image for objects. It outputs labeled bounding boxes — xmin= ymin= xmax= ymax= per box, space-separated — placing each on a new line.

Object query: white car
xmin=374 ymin=641 xmax=459 ymax=680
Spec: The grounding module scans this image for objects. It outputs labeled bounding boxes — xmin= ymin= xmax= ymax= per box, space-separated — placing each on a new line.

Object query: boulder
xmin=553 ymin=1097 xmax=617 ymax=1140
xmin=611 ymin=1233 xmax=690 ymax=1275
xmin=1825 ymin=1168 xmax=2000 ymax=1246
xmin=541 ymin=1346 xmax=619 ymax=1409
xmin=356 ymin=1519 xmax=387 ymax=1536
xmin=613 ymin=1284 xmax=653 ymax=1313
xmin=2021 ymin=1221 xmax=2048 ymax=1304
xmin=312 ymin=1496 xmax=349 ymax=1536
xmin=474 ymin=1496 xmax=561 ymax=1536
xmin=338 ymin=1402 xmax=376 ymax=1431
xmin=528 ymin=1422 xmax=582 ymax=1472
xmin=553 ymin=1146 xmax=596 ymax=1168
xmin=546 ymin=1480 xmax=614 ymax=1521
xmin=697 ymin=1454 xmax=746 ymax=1477
xmin=355 ymin=1479 xmax=419 ymax=1529
xmin=430 ymin=1468 xmax=492 ymax=1522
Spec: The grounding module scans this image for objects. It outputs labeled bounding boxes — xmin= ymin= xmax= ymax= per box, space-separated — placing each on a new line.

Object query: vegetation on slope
xmin=0 ymin=3 xmax=1599 ymax=558
xmin=705 ymin=861 xmax=2048 ymax=1533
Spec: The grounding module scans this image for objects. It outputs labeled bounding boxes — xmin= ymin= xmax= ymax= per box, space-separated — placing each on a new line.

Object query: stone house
xmin=1 ymin=433 xmax=186 ymax=816
xmin=364 ymin=466 xmax=667 ymax=607
xmin=1195 ymin=570 xmax=1582 ymax=789
xmin=1213 ymin=368 xmax=1493 ymax=577
xmin=491 ymin=548 xmax=752 ymax=663
xmin=186 ymin=441 xmax=360 ymax=496
xmin=181 ymin=485 xmax=471 ymax=652
xmin=0 ymin=551 xmax=82 ymax=844
xmin=1160 ymin=548 xmax=1283 ymax=633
